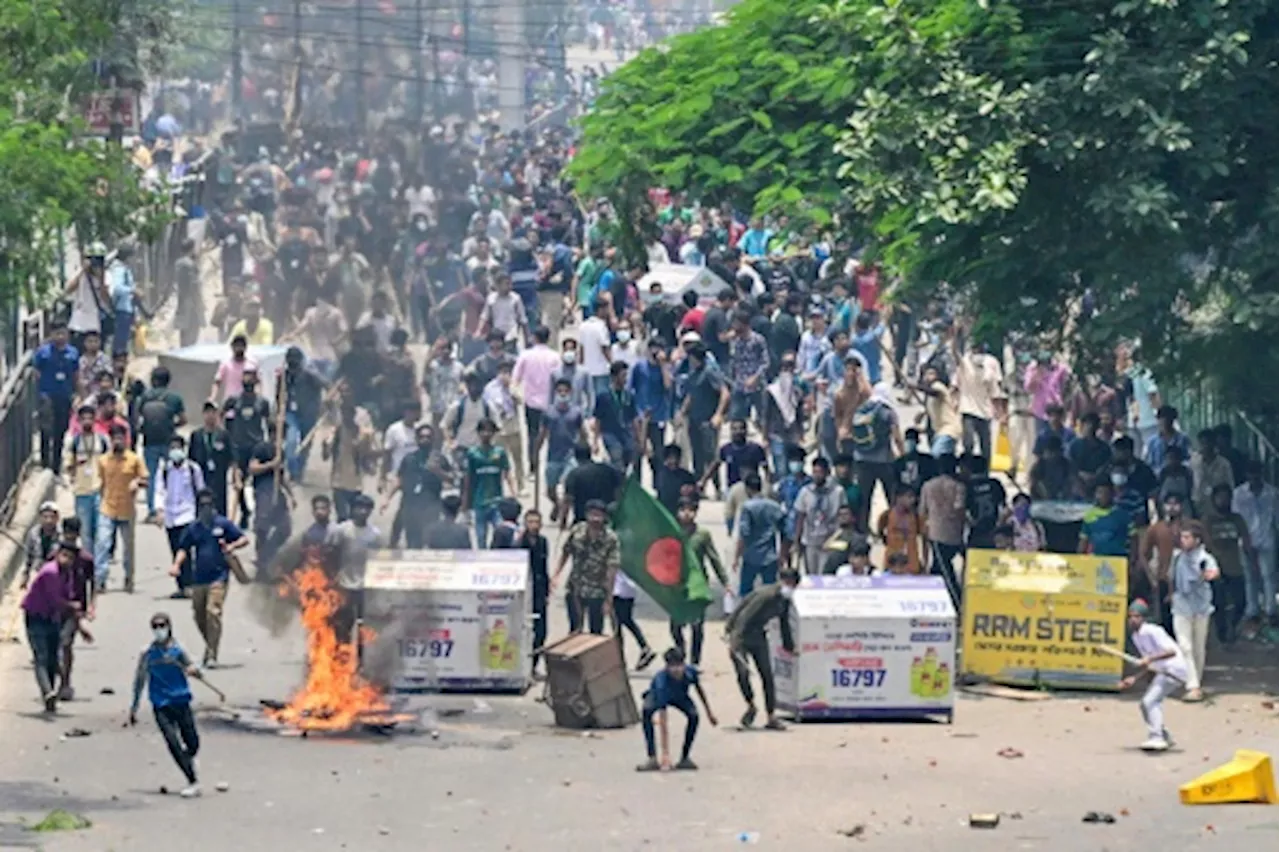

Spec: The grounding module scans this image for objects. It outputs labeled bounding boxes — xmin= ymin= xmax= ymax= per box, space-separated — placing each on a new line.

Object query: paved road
xmin=1 ymin=461 xmax=1278 ymax=852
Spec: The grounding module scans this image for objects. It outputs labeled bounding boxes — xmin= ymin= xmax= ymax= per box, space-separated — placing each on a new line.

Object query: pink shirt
xmin=1023 ymin=362 xmax=1069 ymax=421
xmin=70 ymin=413 xmax=131 ymax=444
xmin=215 ymin=356 xmax=259 ymax=401
xmin=512 ymin=344 xmax=562 ymax=412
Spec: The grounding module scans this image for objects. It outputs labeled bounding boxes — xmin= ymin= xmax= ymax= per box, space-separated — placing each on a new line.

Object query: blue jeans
xmin=95 ymin=515 xmax=135 ymax=586
xmin=931 ymin=434 xmax=957 ymax=457
xmin=729 ymin=389 xmax=761 ymax=421
xmin=143 ymin=445 xmax=165 ymax=515
xmin=284 ymin=411 xmax=316 ymax=482
xmin=767 ymin=436 xmax=788 ymax=483
xmin=75 ymin=493 xmax=100 ymax=558
xmin=642 ymin=693 xmax=698 ymax=761
xmin=589 ymin=375 xmax=611 ymax=416
xmin=474 ymin=505 xmax=501 ymax=549
xmin=739 ymin=560 xmax=778 ymax=598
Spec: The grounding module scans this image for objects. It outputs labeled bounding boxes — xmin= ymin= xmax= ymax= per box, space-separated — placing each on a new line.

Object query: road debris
xmin=1082 ymin=812 xmax=1116 ymax=824
xmin=31 ymin=810 xmax=92 ymax=832
xmin=996 ymin=747 xmax=1024 ymax=759
xmin=836 ymin=823 xmax=866 ymax=838
xmin=969 ymin=813 xmax=1000 ymax=829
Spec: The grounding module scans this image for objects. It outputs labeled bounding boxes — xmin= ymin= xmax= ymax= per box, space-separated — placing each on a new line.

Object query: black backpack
xmin=139 ymin=390 xmax=176 ymax=444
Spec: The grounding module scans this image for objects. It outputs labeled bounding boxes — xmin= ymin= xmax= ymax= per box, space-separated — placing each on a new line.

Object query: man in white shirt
xmin=155 ymin=435 xmax=206 ymax=597
xmin=289 ymin=294 xmax=347 ymax=379
xmin=1119 ymin=599 xmax=1188 ymax=751
xmin=952 ymin=337 xmax=1005 ymax=461
xmin=577 ymin=302 xmax=614 ymax=400
xmin=381 ymin=400 xmax=421 ymax=546
xmin=479 ymin=272 xmax=527 ymax=348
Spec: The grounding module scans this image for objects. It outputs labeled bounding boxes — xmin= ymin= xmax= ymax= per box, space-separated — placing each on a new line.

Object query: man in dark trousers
xmin=189 ymin=402 xmax=233 ymax=517
xmin=222 ymin=366 xmax=272 ymax=526
xmin=517 ymin=509 xmax=550 ymax=676
xmin=725 ymin=568 xmax=798 ymax=730
xmin=33 ymin=320 xmax=79 ymax=473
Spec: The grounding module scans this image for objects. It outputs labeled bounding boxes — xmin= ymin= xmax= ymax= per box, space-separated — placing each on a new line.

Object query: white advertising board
xmin=771 ymin=575 xmax=956 ymax=721
xmin=362 ymin=550 xmax=530 ymax=693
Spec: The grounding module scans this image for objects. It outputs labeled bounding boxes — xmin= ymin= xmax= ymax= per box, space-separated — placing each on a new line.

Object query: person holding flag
xmin=670 ymin=497 xmax=729 ymax=665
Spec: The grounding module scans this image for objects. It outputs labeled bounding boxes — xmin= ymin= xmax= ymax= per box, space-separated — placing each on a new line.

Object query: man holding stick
xmin=128 ymin=611 xmax=208 ymax=798
xmin=1116 ymin=599 xmax=1188 ymax=752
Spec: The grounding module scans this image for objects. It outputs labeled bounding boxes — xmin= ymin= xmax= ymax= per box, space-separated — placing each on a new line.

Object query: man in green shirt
xmin=670 ymin=497 xmax=729 ymax=665
xmin=571 ymin=245 xmax=604 ymax=317
xmin=460 ymin=418 xmax=515 ymax=549
xmin=726 ymin=568 xmax=799 ymax=730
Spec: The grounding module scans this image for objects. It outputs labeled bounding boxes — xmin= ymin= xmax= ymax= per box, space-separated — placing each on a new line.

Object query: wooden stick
xmin=1092 ymin=644 xmax=1186 ymax=685
xmin=273 ymin=368 xmax=287 ymax=495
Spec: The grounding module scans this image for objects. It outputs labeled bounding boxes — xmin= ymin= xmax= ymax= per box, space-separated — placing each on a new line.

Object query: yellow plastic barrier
xmin=1180 ymin=750 xmax=1278 ymax=805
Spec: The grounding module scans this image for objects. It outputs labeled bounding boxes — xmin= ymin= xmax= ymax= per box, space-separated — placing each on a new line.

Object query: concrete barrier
xmin=0 ymin=469 xmax=57 ymax=606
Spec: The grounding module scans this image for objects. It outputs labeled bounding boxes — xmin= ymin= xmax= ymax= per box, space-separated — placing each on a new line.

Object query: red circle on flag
xmin=645 ymin=538 xmax=683 ymax=586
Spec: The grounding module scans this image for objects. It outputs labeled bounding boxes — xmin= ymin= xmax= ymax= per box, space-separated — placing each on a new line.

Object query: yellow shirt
xmin=227 ymin=318 xmax=275 ymax=346
xmin=97 ymin=450 xmax=146 ymax=520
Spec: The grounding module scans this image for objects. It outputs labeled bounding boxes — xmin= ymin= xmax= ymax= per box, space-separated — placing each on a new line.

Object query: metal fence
xmin=1163 ymin=380 xmax=1278 ymax=480
xmin=0 ymin=345 xmax=39 ymax=527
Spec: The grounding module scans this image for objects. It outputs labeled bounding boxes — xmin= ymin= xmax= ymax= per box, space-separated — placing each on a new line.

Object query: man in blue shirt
xmin=33 ymin=321 xmax=79 ymax=473
xmin=851 ymin=313 xmax=886 ymax=385
xmin=129 ymin=611 xmax=208 ymax=798
xmin=733 ymin=472 xmax=786 ymax=597
xmin=636 ymin=648 xmax=718 ymax=772
xmin=628 ymin=340 xmax=672 ymax=484
xmin=591 ymin=361 xmax=640 ymax=472
xmin=108 ymin=244 xmax=138 ymax=357
xmin=168 ymin=490 xmax=248 ymax=667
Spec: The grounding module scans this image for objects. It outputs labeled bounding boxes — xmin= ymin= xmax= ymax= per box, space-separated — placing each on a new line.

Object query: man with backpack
xmin=850 ymin=382 xmax=903 ymax=531
xmin=155 ymin=435 xmax=205 ymax=597
xmin=137 ymin=366 xmax=187 ymax=524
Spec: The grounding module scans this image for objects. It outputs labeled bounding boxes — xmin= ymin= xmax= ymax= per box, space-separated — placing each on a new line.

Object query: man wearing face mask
xmin=156 ymin=436 xmax=205 ymax=597
xmin=894 ymin=427 xmax=937 ymax=496
xmin=222 ymin=367 xmax=272 ymax=527
xmin=128 ymin=611 xmax=208 ymax=799
xmin=551 ymin=339 xmax=594 ymax=413
xmin=678 ymin=344 xmax=730 ymax=494
xmin=793 ymin=457 xmax=848 ymax=576
xmin=1101 ymin=435 xmax=1159 ymax=544
xmin=169 ymin=489 xmax=248 ymax=667
xmin=725 ymin=568 xmax=799 ymax=730
xmin=642 ymin=281 xmax=682 ymax=350
xmin=762 ymin=353 xmax=805 ymax=480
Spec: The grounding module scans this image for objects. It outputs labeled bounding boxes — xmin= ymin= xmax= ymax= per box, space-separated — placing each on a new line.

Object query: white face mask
xmin=779 ymin=585 xmax=795 ymax=600
xmin=169 ymin=448 xmax=186 ymax=464
xmin=152 ymin=626 xmax=170 ymax=643
xmin=617 ymin=329 xmax=632 ymax=344
xmin=562 ymin=351 xmax=577 ymax=365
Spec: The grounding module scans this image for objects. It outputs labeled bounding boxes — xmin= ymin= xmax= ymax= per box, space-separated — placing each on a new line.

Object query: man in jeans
xmin=96 ymin=423 xmax=146 ymax=593
xmin=64 ymin=405 xmax=108 ymax=559
xmin=137 ymin=365 xmax=187 ymax=523
xmin=168 ymin=489 xmax=248 ymax=667
xmin=678 ymin=344 xmax=729 ymax=495
xmin=734 ymin=472 xmax=785 ymax=597
xmin=156 ymin=435 xmax=206 ymax=597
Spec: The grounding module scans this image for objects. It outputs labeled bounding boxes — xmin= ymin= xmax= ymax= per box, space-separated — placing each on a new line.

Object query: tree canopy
xmin=567 ymin=0 xmax=855 ymax=258
xmin=570 ymin=0 xmax=1277 ymax=418
xmin=0 ymin=0 xmax=175 ymax=305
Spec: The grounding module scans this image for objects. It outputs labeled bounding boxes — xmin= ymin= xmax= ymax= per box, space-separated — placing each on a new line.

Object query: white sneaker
xmin=180 ymin=784 xmax=201 ymax=798
xmin=1140 ymin=737 xmax=1170 ymax=752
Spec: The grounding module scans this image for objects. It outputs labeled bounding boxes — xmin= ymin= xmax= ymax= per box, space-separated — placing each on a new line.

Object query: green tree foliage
xmin=0 ymin=0 xmax=176 ymax=305
xmin=828 ymin=0 xmax=1277 ymax=418
xmin=567 ymin=0 xmax=855 ymax=258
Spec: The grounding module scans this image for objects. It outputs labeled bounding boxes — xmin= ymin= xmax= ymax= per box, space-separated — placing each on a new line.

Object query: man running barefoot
xmin=637 ymin=648 xmax=718 ymax=772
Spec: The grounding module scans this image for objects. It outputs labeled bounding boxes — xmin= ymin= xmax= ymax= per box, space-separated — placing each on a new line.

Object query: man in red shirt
xmin=677 ymin=292 xmax=705 ymax=335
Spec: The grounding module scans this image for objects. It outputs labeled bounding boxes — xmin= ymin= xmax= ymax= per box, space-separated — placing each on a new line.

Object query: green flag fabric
xmin=612 ymin=477 xmax=713 ymax=625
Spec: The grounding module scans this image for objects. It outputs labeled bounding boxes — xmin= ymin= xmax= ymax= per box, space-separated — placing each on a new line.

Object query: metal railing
xmin=0 ymin=344 xmax=38 ymax=527
xmin=1163 ymin=380 xmax=1278 ymax=481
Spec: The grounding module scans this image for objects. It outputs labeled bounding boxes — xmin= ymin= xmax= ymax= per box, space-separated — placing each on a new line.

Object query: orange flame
xmin=268 ymin=563 xmax=396 ymax=731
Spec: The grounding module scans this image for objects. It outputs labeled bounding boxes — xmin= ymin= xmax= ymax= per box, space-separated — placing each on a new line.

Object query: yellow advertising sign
xmin=962 ymin=550 xmax=1128 ymax=690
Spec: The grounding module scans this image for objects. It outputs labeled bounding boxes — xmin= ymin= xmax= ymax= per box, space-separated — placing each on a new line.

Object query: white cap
xmin=39 ymin=501 xmax=59 ymax=514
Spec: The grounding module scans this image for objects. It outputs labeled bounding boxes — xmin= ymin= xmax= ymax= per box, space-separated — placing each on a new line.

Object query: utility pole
xmin=431 ymin=34 xmax=442 ymax=121
xmin=230 ymin=0 xmax=243 ymax=123
xmin=413 ymin=0 xmax=426 ymax=125
xmin=289 ymin=0 xmax=303 ymax=126
xmin=354 ymin=0 xmax=366 ymax=132
xmin=495 ymin=0 xmax=525 ymax=131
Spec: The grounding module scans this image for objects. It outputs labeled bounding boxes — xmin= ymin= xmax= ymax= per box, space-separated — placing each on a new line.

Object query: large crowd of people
xmin=15 ymin=8 xmax=1278 ymax=786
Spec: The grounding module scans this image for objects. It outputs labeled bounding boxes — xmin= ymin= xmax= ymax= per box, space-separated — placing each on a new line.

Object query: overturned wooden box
xmin=542 ymin=633 xmax=638 ymax=729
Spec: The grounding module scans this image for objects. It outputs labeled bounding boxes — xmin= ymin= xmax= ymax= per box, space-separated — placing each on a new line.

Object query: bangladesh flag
xmin=611 ymin=477 xmax=712 ymax=625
